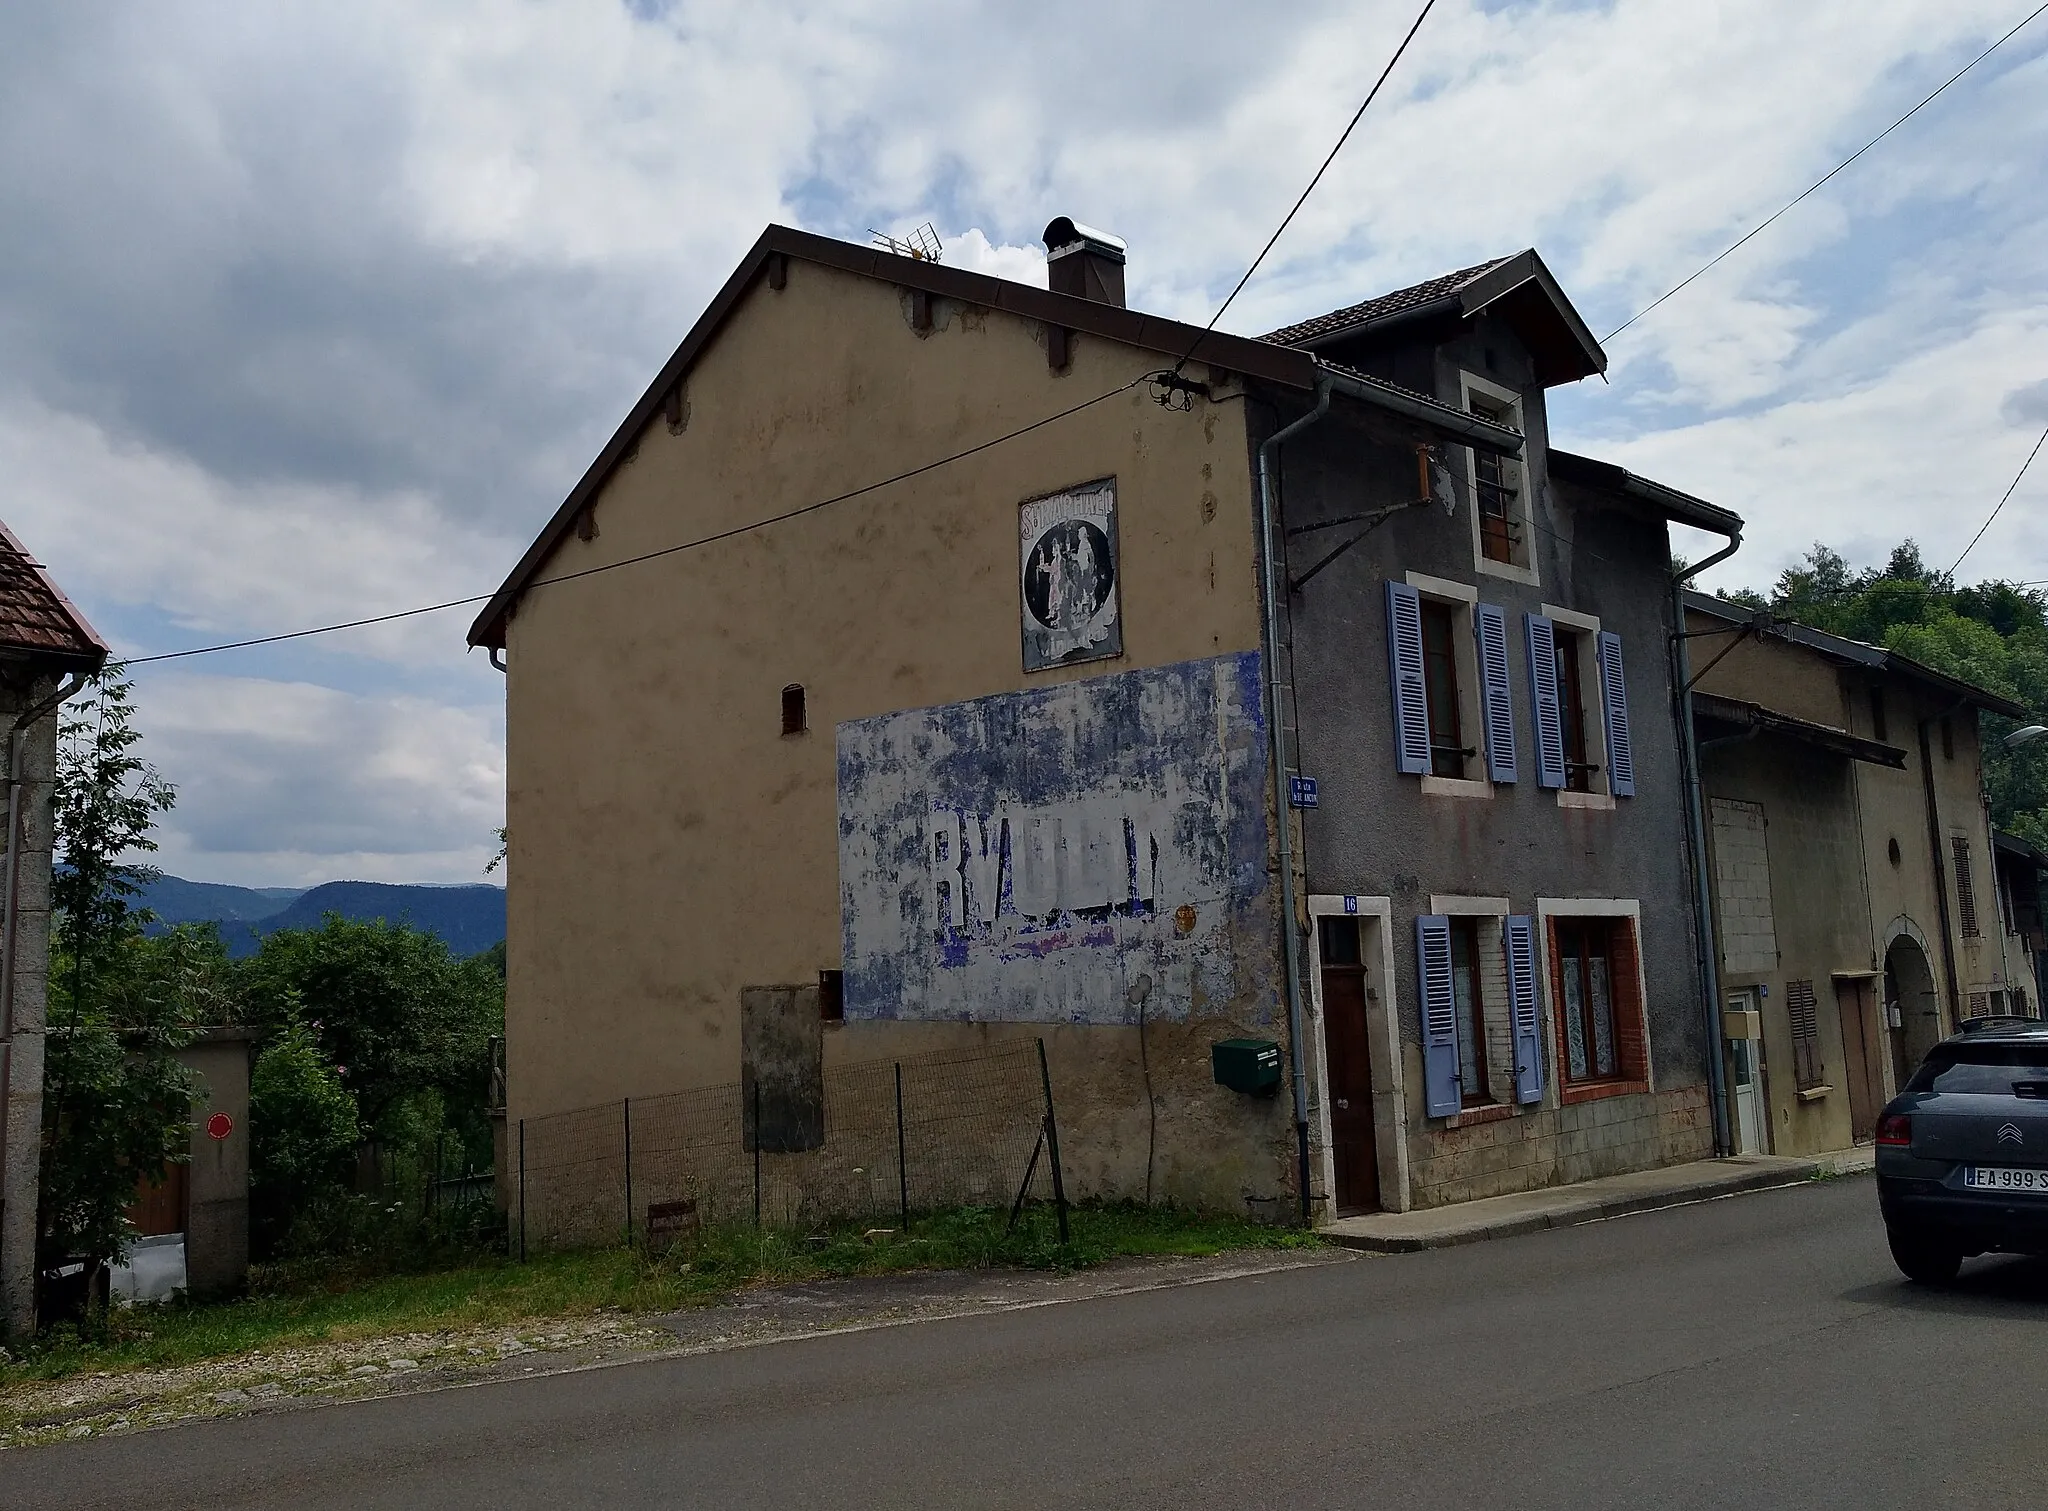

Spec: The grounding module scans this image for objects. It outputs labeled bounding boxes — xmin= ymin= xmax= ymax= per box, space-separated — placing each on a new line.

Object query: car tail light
xmin=1877 ymin=1113 xmax=1912 ymax=1148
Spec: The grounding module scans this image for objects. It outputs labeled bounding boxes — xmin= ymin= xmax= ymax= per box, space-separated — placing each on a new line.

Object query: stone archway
xmin=1883 ymin=921 xmax=1942 ymax=1089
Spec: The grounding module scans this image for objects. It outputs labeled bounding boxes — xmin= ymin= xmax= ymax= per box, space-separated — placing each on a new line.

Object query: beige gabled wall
xmin=500 ymin=259 xmax=1285 ymax=1205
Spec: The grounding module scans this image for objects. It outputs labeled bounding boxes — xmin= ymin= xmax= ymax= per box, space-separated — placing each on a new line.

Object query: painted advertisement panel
xmin=837 ymin=652 xmax=1272 ymax=1026
xmin=1020 ymin=478 xmax=1121 ymax=671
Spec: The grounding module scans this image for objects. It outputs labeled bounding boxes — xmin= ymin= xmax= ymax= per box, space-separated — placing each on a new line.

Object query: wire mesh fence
xmin=515 ymin=1038 xmax=1065 ymax=1255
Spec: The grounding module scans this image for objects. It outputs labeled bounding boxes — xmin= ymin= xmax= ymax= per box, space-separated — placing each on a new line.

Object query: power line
xmin=127 ymin=377 xmax=1150 ymax=667
xmin=123 ymin=3 xmax=1444 ymax=672
xmin=1603 ymin=2 xmax=2048 ymax=343
xmin=1173 ymin=0 xmax=1438 ymax=371
xmin=1949 ymin=420 xmax=2048 ymax=578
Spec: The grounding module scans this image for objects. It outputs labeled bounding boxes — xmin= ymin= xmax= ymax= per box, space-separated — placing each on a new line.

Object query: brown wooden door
xmin=128 ymin=1161 xmax=188 ymax=1238
xmin=1836 ymin=978 xmax=1885 ymax=1143
xmin=1321 ymin=921 xmax=1380 ymax=1214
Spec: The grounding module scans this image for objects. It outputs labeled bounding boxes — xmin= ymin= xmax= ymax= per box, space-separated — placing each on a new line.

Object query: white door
xmin=1727 ymin=991 xmax=1768 ymax=1155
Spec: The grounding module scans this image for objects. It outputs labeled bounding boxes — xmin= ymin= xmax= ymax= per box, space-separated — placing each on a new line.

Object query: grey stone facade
xmin=1259 ymin=308 xmax=1717 ymax=1215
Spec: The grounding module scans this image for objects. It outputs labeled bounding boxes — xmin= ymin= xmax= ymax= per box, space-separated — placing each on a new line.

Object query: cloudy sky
xmin=4 ymin=0 xmax=2045 ymax=886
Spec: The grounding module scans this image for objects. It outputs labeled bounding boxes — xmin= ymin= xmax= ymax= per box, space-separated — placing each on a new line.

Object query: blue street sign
xmin=1289 ymin=776 xmax=1319 ymax=809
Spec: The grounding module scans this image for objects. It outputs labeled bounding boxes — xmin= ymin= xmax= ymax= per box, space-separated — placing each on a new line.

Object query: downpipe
xmin=1256 ymin=378 xmax=1331 ymax=1226
xmin=1671 ymin=538 xmax=1741 ymax=1156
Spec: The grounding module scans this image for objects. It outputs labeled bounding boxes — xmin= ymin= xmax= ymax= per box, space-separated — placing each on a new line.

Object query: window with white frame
xmin=1416 ymin=908 xmax=1545 ymax=1117
xmin=1525 ymin=606 xmax=1637 ymax=799
xmin=1385 ymin=574 xmax=1519 ymax=789
xmin=1460 ymin=372 xmax=1534 ymax=582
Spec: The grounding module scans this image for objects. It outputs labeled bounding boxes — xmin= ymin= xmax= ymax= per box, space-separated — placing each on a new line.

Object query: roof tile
xmin=1262 ymin=257 xmax=1515 ymax=347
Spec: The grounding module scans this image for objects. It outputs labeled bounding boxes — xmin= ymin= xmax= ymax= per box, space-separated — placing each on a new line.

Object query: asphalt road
xmin=8 ymin=1173 xmax=2045 ymax=1510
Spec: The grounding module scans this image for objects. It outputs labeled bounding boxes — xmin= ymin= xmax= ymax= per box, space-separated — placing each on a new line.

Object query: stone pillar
xmin=2 ymin=692 xmax=60 ymax=1340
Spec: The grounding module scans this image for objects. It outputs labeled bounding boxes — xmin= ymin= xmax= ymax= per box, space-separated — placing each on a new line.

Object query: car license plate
xmin=1963 ymin=1166 xmax=2048 ymax=1192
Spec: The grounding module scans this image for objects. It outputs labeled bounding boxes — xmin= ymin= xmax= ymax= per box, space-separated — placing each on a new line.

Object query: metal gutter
xmin=1315 ymin=365 xmax=1525 ymax=457
xmin=1257 ymin=377 xmax=1332 ymax=1227
xmin=1672 ymin=530 xmax=1743 ymax=1157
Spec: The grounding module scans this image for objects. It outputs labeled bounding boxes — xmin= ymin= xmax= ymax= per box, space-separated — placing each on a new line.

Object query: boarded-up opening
xmin=741 ymin=985 xmax=825 ymax=1152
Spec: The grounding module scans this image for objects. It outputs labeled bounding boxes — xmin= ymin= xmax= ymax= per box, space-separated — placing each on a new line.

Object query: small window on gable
xmin=781 ymin=684 xmax=807 ymax=736
xmin=1461 ymin=373 xmax=1534 ymax=584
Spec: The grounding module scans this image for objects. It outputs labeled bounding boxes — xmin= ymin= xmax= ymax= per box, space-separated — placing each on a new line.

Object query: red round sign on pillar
xmin=206 ymin=1112 xmax=233 ymax=1141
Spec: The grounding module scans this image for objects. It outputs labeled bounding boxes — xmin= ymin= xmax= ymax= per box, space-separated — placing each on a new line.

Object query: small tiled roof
xmin=1262 ymin=257 xmax=1515 ymax=347
xmin=0 ymin=522 xmax=108 ymax=672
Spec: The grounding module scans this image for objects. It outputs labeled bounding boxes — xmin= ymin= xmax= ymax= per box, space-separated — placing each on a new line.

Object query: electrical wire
xmin=1948 ymin=420 xmax=2048 ymax=578
xmin=125 ymin=376 xmax=1150 ymax=667
xmin=1172 ymin=0 xmax=1438 ymax=373
xmin=1603 ymin=2 xmax=2048 ymax=343
xmin=122 ymin=5 xmax=1443 ymax=672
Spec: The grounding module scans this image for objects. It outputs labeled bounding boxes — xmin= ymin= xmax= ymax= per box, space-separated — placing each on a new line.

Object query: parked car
xmin=1876 ymin=1020 xmax=2048 ymax=1283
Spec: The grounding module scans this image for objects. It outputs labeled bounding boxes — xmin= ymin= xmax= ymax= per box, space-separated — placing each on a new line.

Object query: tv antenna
xmin=870 ymin=222 xmax=944 ymax=262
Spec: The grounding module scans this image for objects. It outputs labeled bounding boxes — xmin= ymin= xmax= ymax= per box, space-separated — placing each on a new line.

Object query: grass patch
xmin=1 ymin=1204 xmax=1319 ymax=1388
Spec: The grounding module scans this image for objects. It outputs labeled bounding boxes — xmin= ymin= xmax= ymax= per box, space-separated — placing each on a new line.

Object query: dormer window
xmin=1460 ymin=372 xmax=1537 ymax=586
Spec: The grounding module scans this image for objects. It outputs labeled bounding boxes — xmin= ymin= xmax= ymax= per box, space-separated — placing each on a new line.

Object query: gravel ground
xmin=0 ymin=1247 xmax=1348 ymax=1450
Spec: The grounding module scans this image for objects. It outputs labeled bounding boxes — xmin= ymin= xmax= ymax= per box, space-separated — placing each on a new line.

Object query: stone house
xmin=0 ymin=523 xmax=107 ymax=1338
xmin=1685 ymin=592 xmax=2025 ymax=1157
xmin=471 ymin=222 xmax=1742 ymax=1224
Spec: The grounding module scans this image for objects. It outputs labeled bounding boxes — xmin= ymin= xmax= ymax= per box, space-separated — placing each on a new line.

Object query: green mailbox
xmin=1212 ymin=1038 xmax=1282 ymax=1096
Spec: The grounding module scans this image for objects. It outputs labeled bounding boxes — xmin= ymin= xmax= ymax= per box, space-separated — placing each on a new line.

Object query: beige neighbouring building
xmin=1687 ymin=592 xmax=2027 ymax=1158
xmin=0 ymin=523 xmax=108 ymax=1338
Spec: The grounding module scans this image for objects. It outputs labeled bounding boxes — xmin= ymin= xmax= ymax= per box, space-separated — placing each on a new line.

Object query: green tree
xmin=42 ymin=671 xmax=199 ymax=1287
xmin=241 ymin=917 xmax=501 ymax=1164
xmin=248 ymin=1019 xmax=359 ymax=1250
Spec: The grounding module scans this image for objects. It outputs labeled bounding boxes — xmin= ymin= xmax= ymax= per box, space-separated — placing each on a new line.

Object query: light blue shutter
xmin=1525 ymin=613 xmax=1566 ymax=789
xmin=1386 ymin=582 xmax=1431 ymax=775
xmin=1416 ymin=915 xmax=1460 ymax=1116
xmin=1598 ymin=630 xmax=1635 ymax=797
xmin=1475 ymin=602 xmax=1516 ymax=784
xmin=1504 ymin=914 xmax=1543 ymax=1105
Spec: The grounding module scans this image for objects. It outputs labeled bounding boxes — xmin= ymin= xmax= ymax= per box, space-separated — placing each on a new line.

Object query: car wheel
xmin=1888 ymin=1226 xmax=1963 ymax=1285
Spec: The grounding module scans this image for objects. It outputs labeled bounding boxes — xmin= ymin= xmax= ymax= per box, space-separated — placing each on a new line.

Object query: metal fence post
xmin=623 ymin=1097 xmax=634 ymax=1246
xmin=894 ymin=1062 xmax=909 ymax=1229
xmin=752 ymin=1079 xmax=763 ymax=1228
xmin=1036 ymin=1038 xmax=1069 ymax=1244
xmin=517 ymin=1118 xmax=527 ymax=1263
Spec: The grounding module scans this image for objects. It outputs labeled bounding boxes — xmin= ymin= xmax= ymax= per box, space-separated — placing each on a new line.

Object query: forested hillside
xmin=1727 ymin=542 xmax=2048 ymax=847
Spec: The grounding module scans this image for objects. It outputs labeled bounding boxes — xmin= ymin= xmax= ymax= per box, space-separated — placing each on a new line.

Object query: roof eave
xmin=1549 ymin=449 xmax=1743 ymax=537
xmin=470 ymin=225 xmax=1331 ymax=651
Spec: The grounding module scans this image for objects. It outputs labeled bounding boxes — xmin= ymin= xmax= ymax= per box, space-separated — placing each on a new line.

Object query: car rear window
xmin=1906 ymin=1044 xmax=2048 ymax=1096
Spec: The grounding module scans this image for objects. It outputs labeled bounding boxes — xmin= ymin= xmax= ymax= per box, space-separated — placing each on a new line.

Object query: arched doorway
xmin=1883 ymin=932 xmax=1941 ymax=1089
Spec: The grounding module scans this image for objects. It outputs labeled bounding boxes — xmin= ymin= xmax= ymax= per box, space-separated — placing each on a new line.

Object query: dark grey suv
xmin=1876 ymin=1019 xmax=2048 ymax=1283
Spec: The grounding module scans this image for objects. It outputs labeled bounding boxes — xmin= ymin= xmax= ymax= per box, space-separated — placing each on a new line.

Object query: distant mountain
xmin=131 ymin=874 xmax=505 ymax=958
xmin=135 ymin=876 xmax=305 ymax=926
xmin=254 ymin=881 xmax=506 ymax=957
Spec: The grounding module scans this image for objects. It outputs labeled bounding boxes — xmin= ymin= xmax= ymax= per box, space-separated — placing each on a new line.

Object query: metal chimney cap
xmin=1043 ymin=217 xmax=1127 ymax=263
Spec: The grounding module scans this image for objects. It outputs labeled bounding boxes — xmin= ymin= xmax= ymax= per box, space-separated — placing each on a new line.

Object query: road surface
xmin=7 ymin=1174 xmax=2044 ymax=1509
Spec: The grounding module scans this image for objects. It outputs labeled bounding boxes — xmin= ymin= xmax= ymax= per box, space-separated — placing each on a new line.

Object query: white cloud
xmin=132 ymin=675 xmax=504 ymax=887
xmin=6 ymin=0 xmax=2046 ymax=884
xmin=0 ymin=397 xmax=502 ymax=666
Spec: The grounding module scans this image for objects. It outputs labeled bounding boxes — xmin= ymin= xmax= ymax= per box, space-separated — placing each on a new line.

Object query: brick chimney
xmin=1043 ymin=217 xmax=1127 ymax=307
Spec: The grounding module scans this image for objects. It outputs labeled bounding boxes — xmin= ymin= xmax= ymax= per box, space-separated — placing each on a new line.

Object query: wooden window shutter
xmin=1597 ymin=630 xmax=1636 ymax=797
xmin=1475 ymin=602 xmax=1517 ymax=784
xmin=1952 ymin=836 xmax=1979 ymax=937
xmin=1525 ymin=613 xmax=1566 ymax=788
xmin=1504 ymin=914 xmax=1543 ymax=1104
xmin=1386 ymin=582 xmax=1432 ymax=775
xmin=1416 ymin=915 xmax=1461 ymax=1117
xmin=1788 ymin=978 xmax=1822 ymax=1091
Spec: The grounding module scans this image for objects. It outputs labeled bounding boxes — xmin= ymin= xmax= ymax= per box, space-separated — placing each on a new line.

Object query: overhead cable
xmin=1603 ymin=2 xmax=2048 ymax=343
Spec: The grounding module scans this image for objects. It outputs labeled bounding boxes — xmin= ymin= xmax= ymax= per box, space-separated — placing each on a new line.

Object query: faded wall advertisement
xmin=836 ymin=653 xmax=1274 ymax=1027
xmin=1020 ymin=478 xmax=1121 ymax=671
